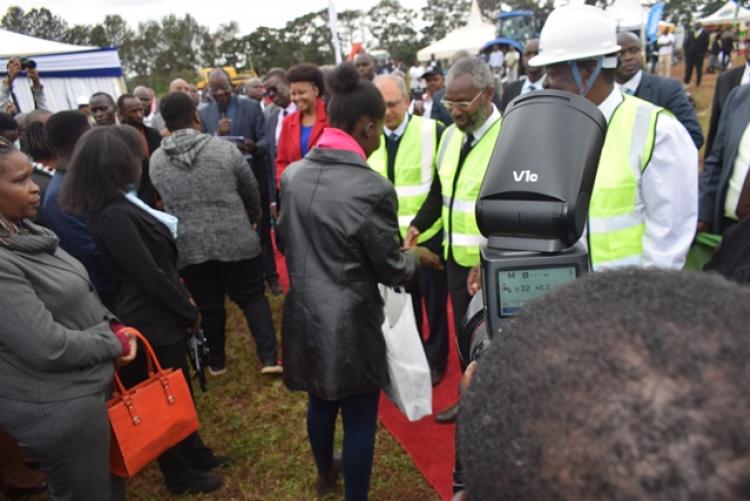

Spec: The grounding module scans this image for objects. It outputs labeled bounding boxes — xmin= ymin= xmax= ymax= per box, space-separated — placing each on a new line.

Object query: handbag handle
xmin=112 ymin=327 xmax=178 ymax=425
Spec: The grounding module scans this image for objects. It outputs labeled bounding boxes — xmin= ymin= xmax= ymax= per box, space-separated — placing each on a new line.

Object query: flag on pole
xmin=328 ymin=0 xmax=343 ymax=65
xmin=645 ymin=3 xmax=665 ymax=43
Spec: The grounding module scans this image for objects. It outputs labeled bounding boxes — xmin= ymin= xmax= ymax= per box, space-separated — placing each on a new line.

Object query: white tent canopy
xmin=417 ymin=0 xmax=496 ymax=62
xmin=0 ymin=29 xmax=125 ymax=112
xmin=700 ymin=0 xmax=750 ymax=25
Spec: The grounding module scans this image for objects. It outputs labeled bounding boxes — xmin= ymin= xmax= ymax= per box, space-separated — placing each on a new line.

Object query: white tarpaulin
xmin=417 ymin=0 xmax=496 ymax=62
xmin=0 ymin=28 xmax=125 ymax=112
xmin=700 ymin=0 xmax=750 ymax=25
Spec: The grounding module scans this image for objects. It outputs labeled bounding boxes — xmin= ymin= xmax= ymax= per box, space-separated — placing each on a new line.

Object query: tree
xmin=0 ymin=6 xmax=68 ymax=40
xmin=0 ymin=6 xmax=25 ymax=34
xmin=366 ymin=0 xmax=422 ymax=62
xmin=245 ymin=26 xmax=292 ymax=73
xmin=61 ymin=24 xmax=92 ymax=45
xmin=421 ymin=0 xmax=471 ymax=44
xmin=336 ymin=9 xmax=364 ymax=56
xmin=283 ymin=10 xmax=335 ymax=65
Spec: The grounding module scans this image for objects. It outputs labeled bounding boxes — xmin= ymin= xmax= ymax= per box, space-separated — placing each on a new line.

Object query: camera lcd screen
xmin=498 ymin=265 xmax=577 ymax=317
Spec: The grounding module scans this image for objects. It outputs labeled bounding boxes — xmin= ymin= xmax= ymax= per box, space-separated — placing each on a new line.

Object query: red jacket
xmin=275 ymin=98 xmax=329 ymax=186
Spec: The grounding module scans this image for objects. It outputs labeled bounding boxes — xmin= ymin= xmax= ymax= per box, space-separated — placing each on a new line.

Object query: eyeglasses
xmin=441 ymin=90 xmax=483 ymax=111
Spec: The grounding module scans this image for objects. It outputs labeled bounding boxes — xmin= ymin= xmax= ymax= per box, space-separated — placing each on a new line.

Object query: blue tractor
xmin=482 ymin=10 xmax=537 ymax=54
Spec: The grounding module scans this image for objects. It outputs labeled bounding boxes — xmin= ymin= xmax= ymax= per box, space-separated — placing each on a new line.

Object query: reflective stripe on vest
xmin=438 ymin=118 xmax=502 ymax=267
xmin=588 ymin=94 xmax=660 ymax=270
xmin=367 ymin=115 xmax=441 ymax=242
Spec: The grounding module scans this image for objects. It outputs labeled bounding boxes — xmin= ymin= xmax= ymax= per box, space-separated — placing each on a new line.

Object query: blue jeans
xmin=307 ymin=391 xmax=380 ymax=501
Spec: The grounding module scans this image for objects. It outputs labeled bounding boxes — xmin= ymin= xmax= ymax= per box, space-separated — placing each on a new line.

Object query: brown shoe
xmin=435 ymin=402 xmax=460 ymax=424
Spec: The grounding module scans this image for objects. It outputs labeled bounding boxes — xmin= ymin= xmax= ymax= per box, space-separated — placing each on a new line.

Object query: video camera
xmin=459 ymin=89 xmax=607 ymax=365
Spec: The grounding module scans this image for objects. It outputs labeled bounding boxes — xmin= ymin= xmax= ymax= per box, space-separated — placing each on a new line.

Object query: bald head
xmin=374 ymin=74 xmax=410 ymax=130
xmin=616 ymin=31 xmax=643 ymax=84
xmin=168 ymin=78 xmax=190 ymax=94
xmin=208 ymin=69 xmax=233 ymax=109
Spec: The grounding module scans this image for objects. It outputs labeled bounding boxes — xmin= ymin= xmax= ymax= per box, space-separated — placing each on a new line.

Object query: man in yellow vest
xmin=369 ymin=74 xmax=449 ymax=386
xmin=405 ymin=57 xmax=502 ymax=423
xmin=528 ymin=5 xmax=697 ymax=271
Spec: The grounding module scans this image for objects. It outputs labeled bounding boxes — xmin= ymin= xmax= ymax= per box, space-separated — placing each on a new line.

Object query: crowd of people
xmin=1 ymin=3 xmax=750 ymax=500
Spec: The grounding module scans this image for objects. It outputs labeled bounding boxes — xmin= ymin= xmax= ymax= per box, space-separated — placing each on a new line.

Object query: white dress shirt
xmin=590 ymin=87 xmax=698 ymax=270
xmin=618 ymin=70 xmax=643 ymax=96
xmin=384 ymin=113 xmax=409 ymax=139
xmin=724 ymin=121 xmax=750 ymax=220
xmin=742 ymin=63 xmax=750 ymax=85
xmin=521 ymin=75 xmax=546 ymax=95
xmin=275 ymin=102 xmax=297 ymax=144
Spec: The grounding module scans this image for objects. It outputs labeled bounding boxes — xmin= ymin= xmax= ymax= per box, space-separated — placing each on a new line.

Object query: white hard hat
xmin=529 ymin=5 xmax=620 ymax=68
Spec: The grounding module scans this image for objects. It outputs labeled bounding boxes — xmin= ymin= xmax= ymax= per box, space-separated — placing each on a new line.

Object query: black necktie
xmin=457 ymin=132 xmax=475 ymax=170
xmin=386 ymin=133 xmax=399 ymax=183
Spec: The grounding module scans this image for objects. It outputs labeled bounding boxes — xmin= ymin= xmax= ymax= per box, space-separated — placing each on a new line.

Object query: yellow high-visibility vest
xmin=368 ymin=115 xmax=441 ymax=242
xmin=588 ymin=94 xmax=661 ymax=270
xmin=437 ymin=117 xmax=502 ymax=267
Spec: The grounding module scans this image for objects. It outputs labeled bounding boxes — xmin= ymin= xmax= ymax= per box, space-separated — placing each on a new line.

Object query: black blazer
xmin=699 ymin=84 xmax=750 ymax=233
xmin=139 ymin=125 xmax=163 ymax=208
xmin=430 ymin=89 xmax=453 ymax=126
xmin=89 ymin=197 xmax=199 ymax=347
xmin=706 ymin=66 xmax=744 ymax=157
xmin=636 ymin=72 xmax=704 ymax=149
xmin=500 ymin=79 xmax=524 ymax=114
xmin=264 ymin=105 xmax=281 ymax=203
xmin=684 ymin=29 xmax=709 ymax=60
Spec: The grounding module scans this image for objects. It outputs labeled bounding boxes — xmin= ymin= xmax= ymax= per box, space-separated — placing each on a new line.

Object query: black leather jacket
xmin=278 ymin=147 xmax=419 ymax=400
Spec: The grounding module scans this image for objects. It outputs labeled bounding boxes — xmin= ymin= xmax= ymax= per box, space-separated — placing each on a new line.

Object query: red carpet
xmin=273 ymin=240 xmax=459 ymax=500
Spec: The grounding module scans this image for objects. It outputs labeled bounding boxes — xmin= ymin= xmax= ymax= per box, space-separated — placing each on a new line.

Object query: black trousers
xmin=181 ymin=257 xmax=278 ymax=366
xmin=407 ymin=233 xmax=449 ymax=373
xmin=684 ymin=56 xmax=704 ymax=86
xmin=446 ymin=256 xmax=472 ymax=372
xmin=119 ymin=339 xmax=214 ymax=487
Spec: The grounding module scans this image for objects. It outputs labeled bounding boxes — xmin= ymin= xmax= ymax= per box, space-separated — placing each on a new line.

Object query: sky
xmin=3 ymin=0 xmax=428 ymax=35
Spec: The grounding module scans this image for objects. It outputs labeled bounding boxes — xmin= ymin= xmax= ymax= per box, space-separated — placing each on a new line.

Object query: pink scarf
xmin=315 ymin=127 xmax=366 ymax=160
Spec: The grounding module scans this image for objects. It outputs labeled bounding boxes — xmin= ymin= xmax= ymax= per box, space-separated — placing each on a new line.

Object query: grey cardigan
xmin=150 ymin=128 xmax=262 ymax=269
xmin=0 ymin=223 xmax=122 ymax=403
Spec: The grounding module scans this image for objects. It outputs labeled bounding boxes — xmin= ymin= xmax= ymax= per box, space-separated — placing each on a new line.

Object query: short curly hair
xmin=459 ymin=268 xmax=750 ymax=500
xmin=286 ymin=63 xmax=325 ymax=96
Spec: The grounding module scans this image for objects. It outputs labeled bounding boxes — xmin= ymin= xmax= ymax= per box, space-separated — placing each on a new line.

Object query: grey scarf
xmin=0 ymin=214 xmax=59 ymax=254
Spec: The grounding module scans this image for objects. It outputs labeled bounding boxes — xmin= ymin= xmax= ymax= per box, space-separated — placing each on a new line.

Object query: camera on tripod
xmin=459 ymin=89 xmax=607 ymax=366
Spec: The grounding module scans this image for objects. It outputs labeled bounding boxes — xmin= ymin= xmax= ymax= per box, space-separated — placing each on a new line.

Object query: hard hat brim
xmin=528 ymin=45 xmax=621 ymax=67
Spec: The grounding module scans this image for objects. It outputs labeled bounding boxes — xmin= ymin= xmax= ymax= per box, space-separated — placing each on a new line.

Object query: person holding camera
xmin=2 ymin=57 xmax=47 ymax=114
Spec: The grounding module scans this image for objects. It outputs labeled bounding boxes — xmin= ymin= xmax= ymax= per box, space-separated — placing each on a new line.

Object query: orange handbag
xmin=107 ymin=328 xmax=200 ymax=478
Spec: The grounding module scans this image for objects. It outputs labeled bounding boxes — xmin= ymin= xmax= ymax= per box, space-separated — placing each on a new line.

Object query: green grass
xmin=123 ymin=293 xmax=438 ymax=500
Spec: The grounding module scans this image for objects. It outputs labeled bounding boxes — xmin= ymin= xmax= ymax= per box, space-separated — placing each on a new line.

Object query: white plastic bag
xmin=379 ymin=285 xmax=432 ymax=421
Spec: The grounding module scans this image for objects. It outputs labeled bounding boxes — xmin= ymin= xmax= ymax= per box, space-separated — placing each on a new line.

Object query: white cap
xmin=529 ymin=5 xmax=620 ymax=68
xmin=77 ymin=95 xmax=89 ymax=107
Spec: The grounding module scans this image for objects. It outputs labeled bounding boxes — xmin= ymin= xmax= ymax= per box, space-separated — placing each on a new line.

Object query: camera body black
xmin=19 ymin=58 xmax=37 ymax=70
